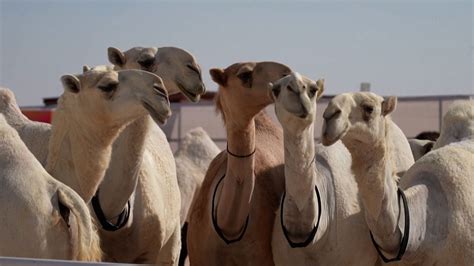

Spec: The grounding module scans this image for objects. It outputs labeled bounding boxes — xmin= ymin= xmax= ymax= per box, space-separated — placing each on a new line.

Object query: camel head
xmin=0 ymin=87 xmax=18 ymax=112
xmin=107 ymin=46 xmax=205 ymax=102
xmin=211 ymin=61 xmax=291 ymax=122
xmin=270 ymin=72 xmax=324 ymax=133
xmin=61 ymin=67 xmax=171 ymax=126
xmin=322 ymin=92 xmax=397 ymax=147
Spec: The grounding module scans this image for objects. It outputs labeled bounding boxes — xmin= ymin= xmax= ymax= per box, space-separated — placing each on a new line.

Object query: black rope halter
xmin=211 ymin=174 xmax=250 ymax=244
xmin=92 ymin=190 xmax=131 ymax=231
xmin=209 ymin=146 xmax=255 ymax=244
xmin=280 ymin=185 xmax=322 ymax=248
xmin=370 ymin=187 xmax=410 ymax=263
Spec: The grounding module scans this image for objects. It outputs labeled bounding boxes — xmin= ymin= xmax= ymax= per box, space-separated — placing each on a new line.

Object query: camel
xmin=91 ymin=46 xmax=205 ymax=264
xmin=175 ymin=127 xmax=220 ymax=226
xmin=46 ymin=67 xmax=170 ymax=202
xmin=174 ymin=127 xmax=220 ymax=265
xmin=187 ymin=61 xmax=291 ymax=265
xmin=0 ymin=114 xmax=101 ymax=261
xmin=433 ymin=100 xmax=473 ymax=149
xmin=322 ymin=92 xmax=474 ymax=265
xmin=269 ymin=73 xmax=378 ymax=265
xmin=0 ymin=87 xmax=51 ymax=165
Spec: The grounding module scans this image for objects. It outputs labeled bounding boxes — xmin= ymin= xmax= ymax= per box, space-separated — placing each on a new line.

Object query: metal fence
xmin=162 ymin=95 xmax=473 ymax=151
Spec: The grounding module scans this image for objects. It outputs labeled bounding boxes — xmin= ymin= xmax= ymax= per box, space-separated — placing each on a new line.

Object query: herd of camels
xmin=0 ymin=46 xmax=472 ymax=266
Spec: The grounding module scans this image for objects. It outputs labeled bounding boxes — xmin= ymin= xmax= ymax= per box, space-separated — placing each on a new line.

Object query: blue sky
xmin=1 ymin=0 xmax=472 ymax=106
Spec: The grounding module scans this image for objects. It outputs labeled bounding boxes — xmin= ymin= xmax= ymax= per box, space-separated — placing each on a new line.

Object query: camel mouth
xmin=141 ymin=100 xmax=170 ymax=125
xmin=177 ymin=82 xmax=203 ymax=103
xmin=322 ymin=125 xmax=349 ymax=146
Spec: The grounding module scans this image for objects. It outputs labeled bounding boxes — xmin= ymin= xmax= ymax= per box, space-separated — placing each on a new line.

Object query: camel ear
xmin=108 ymin=47 xmax=126 ymax=67
xmin=210 ymin=68 xmax=227 ymax=87
xmin=271 ymin=82 xmax=281 ymax=99
xmin=82 ymin=65 xmax=91 ymax=73
xmin=382 ymin=96 xmax=397 ymax=116
xmin=316 ymin=78 xmax=325 ymax=100
xmin=236 ymin=64 xmax=254 ymax=88
xmin=61 ymin=75 xmax=81 ymax=94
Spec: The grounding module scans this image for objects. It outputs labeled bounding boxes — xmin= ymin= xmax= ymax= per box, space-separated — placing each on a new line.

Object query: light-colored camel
xmin=91 ymin=46 xmax=205 ymax=264
xmin=175 ymin=127 xmax=221 ymax=225
xmin=187 ymin=61 xmax=291 ymax=265
xmin=46 ymin=67 xmax=170 ymax=204
xmin=0 ymin=87 xmax=51 ymax=165
xmin=322 ymin=92 xmax=474 ymax=265
xmin=0 ymin=114 xmax=101 ymax=261
xmin=270 ymin=73 xmax=378 ymax=265
xmin=433 ymin=100 xmax=474 ymax=149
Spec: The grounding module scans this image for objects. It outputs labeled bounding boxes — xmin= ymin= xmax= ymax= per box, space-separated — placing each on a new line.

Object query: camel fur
xmin=174 ymin=127 xmax=221 ymax=225
xmin=0 ymin=114 xmax=101 ymax=261
xmin=323 ymin=92 xmax=474 ymax=265
xmin=433 ymin=100 xmax=474 ymax=149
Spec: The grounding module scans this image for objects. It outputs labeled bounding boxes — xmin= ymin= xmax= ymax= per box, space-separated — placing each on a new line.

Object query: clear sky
xmin=1 ymin=0 xmax=472 ymax=106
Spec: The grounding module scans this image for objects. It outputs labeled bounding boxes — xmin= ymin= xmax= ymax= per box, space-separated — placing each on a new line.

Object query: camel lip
xmin=141 ymin=100 xmax=170 ymax=125
xmin=322 ymin=125 xmax=349 ymax=146
xmin=177 ymin=82 xmax=203 ymax=103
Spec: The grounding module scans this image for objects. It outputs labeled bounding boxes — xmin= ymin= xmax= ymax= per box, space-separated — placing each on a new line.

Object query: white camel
xmin=0 ymin=114 xmax=101 ymax=261
xmin=0 ymin=87 xmax=51 ymax=165
xmin=322 ymin=92 xmax=474 ymax=265
xmin=175 ymin=127 xmax=220 ymax=225
xmin=433 ymin=100 xmax=474 ymax=149
xmin=270 ymin=73 xmax=379 ymax=265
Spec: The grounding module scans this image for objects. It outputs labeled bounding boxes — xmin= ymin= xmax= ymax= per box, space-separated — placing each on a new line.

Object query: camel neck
xmin=345 ymin=132 xmax=403 ymax=254
xmin=280 ymin=124 xmax=323 ymax=240
xmin=97 ymin=116 xmax=151 ymax=219
xmin=215 ymin=114 xmax=257 ymax=238
xmin=283 ymin=124 xmax=317 ymax=210
xmin=46 ymin=107 xmax=120 ymax=203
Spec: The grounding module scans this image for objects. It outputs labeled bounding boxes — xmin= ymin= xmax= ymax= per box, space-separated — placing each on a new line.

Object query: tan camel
xmin=187 ymin=61 xmax=291 ymax=265
xmin=270 ymin=73 xmax=378 ymax=265
xmin=92 ymin=46 xmax=205 ymax=263
xmin=433 ymin=100 xmax=474 ymax=149
xmin=322 ymin=92 xmax=474 ymax=265
xmin=46 ymin=66 xmax=170 ymax=200
xmin=0 ymin=114 xmax=101 ymax=261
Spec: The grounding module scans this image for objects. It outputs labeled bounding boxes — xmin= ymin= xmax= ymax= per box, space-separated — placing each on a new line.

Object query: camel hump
xmin=56 ymin=187 xmax=102 ymax=261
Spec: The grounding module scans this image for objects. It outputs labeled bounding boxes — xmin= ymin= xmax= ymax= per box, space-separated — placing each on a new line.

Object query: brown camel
xmin=187 ymin=62 xmax=291 ymax=265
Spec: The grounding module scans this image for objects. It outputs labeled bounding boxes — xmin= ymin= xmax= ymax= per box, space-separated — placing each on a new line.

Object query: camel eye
xmin=363 ymin=105 xmax=374 ymax=114
xmin=98 ymin=82 xmax=118 ymax=93
xmin=138 ymin=58 xmax=154 ymax=69
xmin=187 ymin=63 xmax=200 ymax=75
